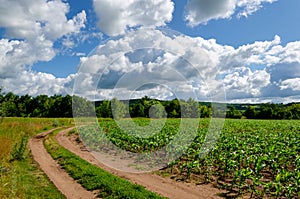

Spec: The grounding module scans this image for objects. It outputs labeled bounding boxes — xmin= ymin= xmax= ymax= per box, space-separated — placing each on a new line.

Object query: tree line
xmin=0 ymin=90 xmax=72 ymax=118
xmin=242 ymin=103 xmax=300 ymax=119
xmin=0 ymin=89 xmax=299 ymax=119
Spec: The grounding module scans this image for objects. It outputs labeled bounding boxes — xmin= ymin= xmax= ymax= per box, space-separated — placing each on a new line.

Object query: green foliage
xmin=149 ymin=103 xmax=166 ymax=118
xmin=244 ymin=106 xmax=257 ymax=119
xmin=7 ymin=157 xmax=66 ymax=199
xmin=0 ymin=90 xmax=299 ymax=119
xmin=166 ymin=119 xmax=300 ymax=198
xmin=199 ymin=105 xmax=212 ymax=118
xmin=52 ymin=119 xmax=61 ymax=127
xmin=96 ymin=100 xmax=112 ymax=118
xmin=226 ymin=106 xmax=242 ymax=119
xmin=0 ymin=118 xmax=67 ymax=198
xmin=77 ymin=118 xmax=185 ymax=155
xmin=72 ymin=95 xmax=95 ymax=117
xmin=243 ymin=103 xmax=300 ymax=119
xmin=0 ymin=91 xmax=74 ymax=118
xmin=165 ymin=99 xmax=181 ymax=118
xmin=80 ymin=118 xmax=300 ymax=198
xmin=111 ymin=98 xmax=127 ymax=119
xmin=10 ymin=136 xmax=28 ymax=162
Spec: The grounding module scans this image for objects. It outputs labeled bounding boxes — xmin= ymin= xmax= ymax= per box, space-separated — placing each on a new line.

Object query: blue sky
xmin=0 ymin=0 xmax=299 ymax=103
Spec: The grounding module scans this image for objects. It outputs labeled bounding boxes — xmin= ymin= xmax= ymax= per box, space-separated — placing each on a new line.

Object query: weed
xmin=52 ymin=119 xmax=60 ymax=127
xmin=10 ymin=136 xmax=28 ymax=162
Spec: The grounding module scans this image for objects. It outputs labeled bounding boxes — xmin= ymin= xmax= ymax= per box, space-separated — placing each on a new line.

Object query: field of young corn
xmin=79 ymin=118 xmax=300 ymax=198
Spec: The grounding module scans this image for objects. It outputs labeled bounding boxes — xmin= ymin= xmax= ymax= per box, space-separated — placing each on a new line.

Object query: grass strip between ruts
xmin=44 ymin=128 xmax=166 ymax=199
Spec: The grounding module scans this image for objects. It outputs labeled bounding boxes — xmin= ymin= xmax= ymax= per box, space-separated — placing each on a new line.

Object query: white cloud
xmin=220 ymin=35 xmax=281 ymax=70
xmin=75 ymin=52 xmax=86 ymax=57
xmin=74 ymin=29 xmax=227 ymax=101
xmin=185 ymin=0 xmax=277 ymax=26
xmin=218 ymin=36 xmax=300 ymax=102
xmin=0 ymin=70 xmax=74 ymax=96
xmin=236 ymin=0 xmax=278 ymax=17
xmin=62 ymin=38 xmax=75 ymax=49
xmin=0 ymin=0 xmax=86 ymax=80
xmin=226 ymin=96 xmax=300 ymax=104
xmin=94 ymin=86 xmax=174 ymax=101
xmin=0 ymin=37 xmax=55 ymax=78
xmin=74 ymin=29 xmax=300 ymax=103
xmin=280 ymin=78 xmax=300 ymax=91
xmin=0 ymin=0 xmax=86 ymax=40
xmin=267 ymin=62 xmax=300 ymax=83
xmin=185 ymin=0 xmax=236 ymax=26
xmin=223 ymin=67 xmax=270 ymax=97
xmin=93 ymin=0 xmax=174 ymax=36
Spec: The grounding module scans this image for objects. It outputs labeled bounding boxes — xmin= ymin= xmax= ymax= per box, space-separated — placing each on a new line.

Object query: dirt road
xmin=29 ymin=128 xmax=96 ymax=199
xmin=29 ymin=127 xmax=224 ymax=199
xmin=56 ymin=128 xmax=224 ymax=199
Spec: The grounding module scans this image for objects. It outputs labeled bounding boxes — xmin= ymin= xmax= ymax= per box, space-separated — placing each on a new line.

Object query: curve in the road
xmin=29 ymin=128 xmax=96 ymax=199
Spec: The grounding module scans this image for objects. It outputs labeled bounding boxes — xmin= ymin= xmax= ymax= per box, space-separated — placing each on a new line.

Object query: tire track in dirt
xmin=29 ymin=128 xmax=96 ymax=199
xmin=56 ymin=128 xmax=224 ymax=199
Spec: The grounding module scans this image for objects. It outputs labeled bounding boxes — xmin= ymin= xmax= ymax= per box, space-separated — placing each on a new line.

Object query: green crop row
xmin=78 ymin=118 xmax=300 ymax=198
xmin=170 ymin=119 xmax=300 ymax=198
xmin=44 ymin=128 xmax=166 ymax=199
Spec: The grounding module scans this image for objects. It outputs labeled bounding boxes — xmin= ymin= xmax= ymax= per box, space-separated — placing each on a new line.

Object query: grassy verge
xmin=44 ymin=129 xmax=166 ymax=199
xmin=0 ymin=154 xmax=66 ymax=198
xmin=0 ymin=117 xmax=71 ymax=198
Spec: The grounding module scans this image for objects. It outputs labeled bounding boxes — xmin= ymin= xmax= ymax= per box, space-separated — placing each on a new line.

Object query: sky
xmin=0 ymin=0 xmax=299 ymax=103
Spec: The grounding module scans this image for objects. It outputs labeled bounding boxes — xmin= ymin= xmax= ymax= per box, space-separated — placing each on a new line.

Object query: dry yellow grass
xmin=0 ymin=137 xmax=12 ymax=160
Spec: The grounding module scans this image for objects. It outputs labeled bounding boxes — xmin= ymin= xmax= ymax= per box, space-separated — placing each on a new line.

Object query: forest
xmin=0 ymin=88 xmax=300 ymax=119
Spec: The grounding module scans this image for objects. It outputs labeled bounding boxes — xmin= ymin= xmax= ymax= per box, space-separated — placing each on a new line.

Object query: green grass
xmin=0 ymin=155 xmax=66 ymax=199
xmin=0 ymin=117 xmax=72 ymax=198
xmin=44 ymin=128 xmax=165 ymax=199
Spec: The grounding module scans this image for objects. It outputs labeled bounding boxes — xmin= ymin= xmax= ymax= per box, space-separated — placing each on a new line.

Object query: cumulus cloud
xmin=73 ymin=28 xmax=300 ymax=103
xmin=74 ymin=29 xmax=220 ymax=101
xmin=218 ymin=36 xmax=300 ymax=102
xmin=236 ymin=0 xmax=278 ymax=17
xmin=220 ymin=35 xmax=281 ymax=70
xmin=0 ymin=0 xmax=86 ymax=40
xmin=0 ymin=37 xmax=55 ymax=78
xmin=0 ymin=0 xmax=86 ymax=88
xmin=185 ymin=0 xmax=236 ymax=26
xmin=0 ymin=70 xmax=74 ymax=96
xmin=226 ymin=96 xmax=300 ymax=104
xmin=267 ymin=62 xmax=300 ymax=83
xmin=93 ymin=0 xmax=174 ymax=36
xmin=1 ymin=18 xmax=299 ymax=103
xmin=280 ymin=78 xmax=300 ymax=91
xmin=74 ymin=29 xmax=232 ymax=101
xmin=185 ymin=0 xmax=277 ymax=26
xmin=223 ymin=67 xmax=271 ymax=98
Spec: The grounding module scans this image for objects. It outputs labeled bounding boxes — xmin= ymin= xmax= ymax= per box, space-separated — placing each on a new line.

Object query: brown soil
xmin=29 ymin=128 xmax=97 ymax=199
xmin=56 ymin=128 xmax=225 ymax=199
